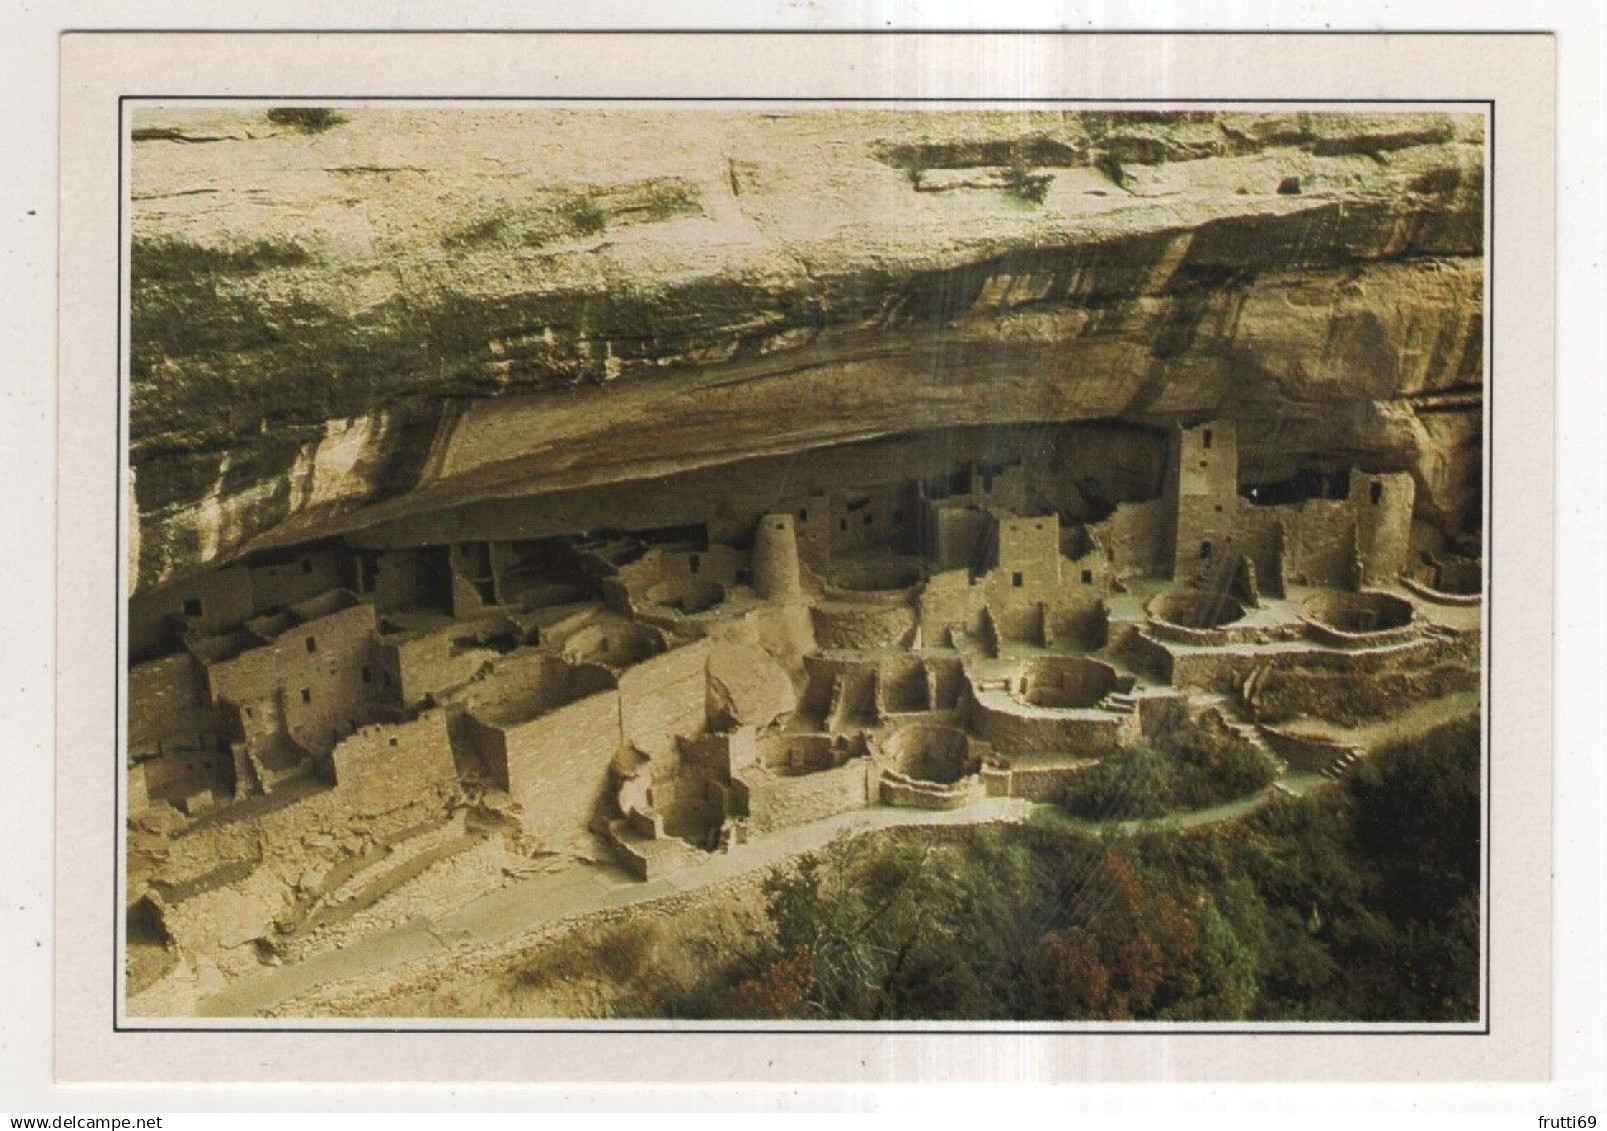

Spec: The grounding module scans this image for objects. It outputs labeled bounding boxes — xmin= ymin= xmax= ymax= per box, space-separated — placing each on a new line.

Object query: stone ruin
xmin=124 ymin=415 xmax=1484 ymax=1010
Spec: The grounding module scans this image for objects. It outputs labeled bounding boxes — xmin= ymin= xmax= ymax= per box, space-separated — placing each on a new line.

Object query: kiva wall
xmin=737 ymin=759 xmax=871 ymax=835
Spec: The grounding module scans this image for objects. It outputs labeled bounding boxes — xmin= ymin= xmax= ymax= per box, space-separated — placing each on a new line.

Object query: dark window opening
xmin=381 ymin=671 xmax=392 ymax=687
xmin=300 ymin=688 xmax=312 ymax=705
xmin=244 ymin=706 xmax=253 ymax=719
xmin=1203 ymin=429 xmax=1213 ymax=449
xmin=182 ymin=598 xmax=202 ymax=618
xmin=863 ymin=513 xmax=874 ymax=526
xmin=305 ymin=636 xmax=317 ymax=653
xmin=361 ymin=666 xmax=373 ymax=683
xmin=1199 ymin=542 xmax=1213 ymax=560
xmin=1242 ymin=468 xmax=1351 ymax=507
xmin=1012 ymin=572 xmax=1025 ymax=588
xmin=389 ymin=737 xmax=399 ymax=748
xmin=839 ymin=518 xmax=848 ymax=532
xmin=981 ymin=469 xmax=994 ymax=492
xmin=1199 ymin=459 xmax=1209 ymax=469
xmin=1370 ymin=482 xmax=1383 ymax=505
xmin=689 ymin=554 xmax=701 ymax=574
xmin=1081 ymin=569 xmax=1093 ymax=584
xmin=797 ymin=508 xmax=808 ymax=522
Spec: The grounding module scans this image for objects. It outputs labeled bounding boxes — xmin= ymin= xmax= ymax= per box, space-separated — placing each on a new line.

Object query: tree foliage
xmin=666 ymin=716 xmax=1481 ymax=1023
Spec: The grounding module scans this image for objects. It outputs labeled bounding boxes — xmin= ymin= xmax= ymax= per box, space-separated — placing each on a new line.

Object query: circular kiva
xmin=1146 ymin=587 xmax=1248 ymax=631
xmin=1300 ymin=589 xmax=1414 ymax=635
xmin=828 ymin=559 xmax=923 ymax=593
xmin=644 ymin=577 xmax=725 ymax=614
xmin=1014 ymin=654 xmax=1120 ymax=709
xmin=880 ymin=723 xmax=975 ymax=785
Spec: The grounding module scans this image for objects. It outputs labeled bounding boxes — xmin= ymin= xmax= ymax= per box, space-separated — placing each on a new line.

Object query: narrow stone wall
xmin=498 ymin=690 xmax=622 ymax=839
xmin=129 ymin=652 xmax=213 ymax=751
xmin=737 ymin=759 xmax=871 ymax=835
xmin=966 ymin=692 xmax=1125 ymax=758
xmin=328 ymin=710 xmax=458 ymax=817
xmin=618 ymin=639 xmax=713 ymax=757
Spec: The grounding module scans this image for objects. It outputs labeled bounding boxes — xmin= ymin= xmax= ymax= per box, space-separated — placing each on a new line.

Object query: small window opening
xmin=1203 ymin=429 xmax=1214 ymax=450
xmin=839 ymin=518 xmax=848 ymax=532
xmin=305 ymin=636 xmax=317 ymax=654
xmin=1081 ymin=569 xmax=1093 ymax=584
xmin=1199 ymin=542 xmax=1213 ymax=560
xmin=388 ymin=737 xmax=399 ymax=748
xmin=1370 ymin=482 xmax=1383 ymax=505
xmin=797 ymin=508 xmax=808 ymax=522
xmin=182 ymin=598 xmax=202 ymax=618
xmin=361 ymin=666 xmax=373 ymax=683
xmin=1012 ymin=572 xmax=1025 ymax=588
xmin=1199 ymin=459 xmax=1209 ymax=469
xmin=689 ymin=554 xmax=701 ymax=574
xmin=299 ymin=688 xmax=312 ymax=705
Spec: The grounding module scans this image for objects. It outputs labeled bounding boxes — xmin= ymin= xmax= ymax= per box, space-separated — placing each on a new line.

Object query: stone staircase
xmin=1320 ymin=747 xmax=1364 ymax=780
xmin=1097 ymin=691 xmax=1138 ymax=715
xmin=1195 ymin=692 xmax=1285 ymax=774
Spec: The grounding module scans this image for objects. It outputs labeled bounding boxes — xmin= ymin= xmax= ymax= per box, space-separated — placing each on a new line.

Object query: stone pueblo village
xmin=123 ymin=108 xmax=1484 ymax=1021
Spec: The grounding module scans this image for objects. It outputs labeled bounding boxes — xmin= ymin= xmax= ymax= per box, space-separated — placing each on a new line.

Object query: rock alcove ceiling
xmin=128 ymin=108 xmax=1484 ymax=596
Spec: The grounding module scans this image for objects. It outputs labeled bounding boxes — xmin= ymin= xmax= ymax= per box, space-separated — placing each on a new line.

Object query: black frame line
xmin=113 ymin=92 xmax=1496 ymax=1038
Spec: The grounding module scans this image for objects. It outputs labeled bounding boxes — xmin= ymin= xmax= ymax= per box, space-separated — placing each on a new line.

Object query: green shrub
xmin=664 ymin=710 xmax=1480 ymax=1023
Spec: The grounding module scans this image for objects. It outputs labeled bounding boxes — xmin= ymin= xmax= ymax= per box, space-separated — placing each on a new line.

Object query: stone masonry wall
xmin=618 ymin=639 xmax=713 ymax=757
xmin=327 ymin=709 xmax=458 ymax=817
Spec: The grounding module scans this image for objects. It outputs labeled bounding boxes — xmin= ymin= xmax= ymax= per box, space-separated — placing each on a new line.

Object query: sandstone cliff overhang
xmin=128 ymin=108 xmax=1485 ymax=595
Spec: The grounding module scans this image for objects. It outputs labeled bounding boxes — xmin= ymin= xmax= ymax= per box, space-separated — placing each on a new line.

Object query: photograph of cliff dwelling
xmin=124 ymin=106 xmax=1485 ymax=1024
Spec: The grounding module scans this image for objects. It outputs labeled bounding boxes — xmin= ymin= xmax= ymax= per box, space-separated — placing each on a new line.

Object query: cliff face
xmin=129 ymin=108 xmax=1485 ymax=593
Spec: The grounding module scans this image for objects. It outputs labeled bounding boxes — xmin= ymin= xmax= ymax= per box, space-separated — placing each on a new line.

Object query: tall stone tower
xmin=752 ymin=513 xmax=803 ymax=600
xmin=1164 ymin=420 xmax=1242 ymax=580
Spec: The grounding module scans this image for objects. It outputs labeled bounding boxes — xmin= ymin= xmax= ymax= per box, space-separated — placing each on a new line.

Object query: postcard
xmin=55 ymin=31 xmax=1555 ymax=1084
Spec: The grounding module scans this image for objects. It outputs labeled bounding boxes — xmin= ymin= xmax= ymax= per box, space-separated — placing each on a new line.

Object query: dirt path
xmin=196 ymin=692 xmax=1479 ymax=1019
xmin=200 ymin=790 xmax=1285 ymax=1017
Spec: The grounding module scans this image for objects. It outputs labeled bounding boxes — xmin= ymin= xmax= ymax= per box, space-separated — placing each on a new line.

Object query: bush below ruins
xmin=1252 ymin=662 xmax=1479 ymax=727
xmin=646 ymin=715 xmax=1479 ymax=1022
xmin=1058 ymin=720 xmax=1278 ymax=821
